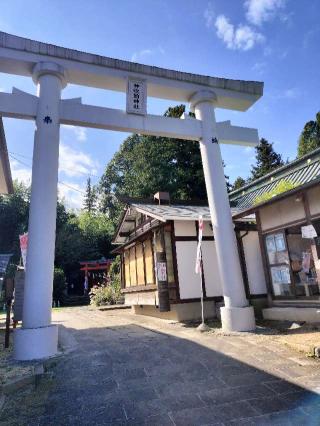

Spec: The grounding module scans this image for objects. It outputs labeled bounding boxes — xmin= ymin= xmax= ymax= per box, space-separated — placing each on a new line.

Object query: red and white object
xmin=195 ymin=216 xmax=203 ymax=274
xmin=19 ymin=233 xmax=28 ymax=269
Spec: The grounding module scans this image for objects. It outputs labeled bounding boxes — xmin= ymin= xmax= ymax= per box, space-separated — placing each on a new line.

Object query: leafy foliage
xmin=89 ymin=284 xmax=121 ymax=306
xmin=0 ymin=181 xmax=30 ymax=263
xmin=53 ymin=267 xmax=66 ymax=302
xmin=99 ymin=105 xmax=231 ymax=221
xmin=232 ymin=176 xmax=247 ymax=191
xmin=297 ymin=112 xmax=320 ymax=158
xmin=83 ymin=177 xmax=98 ymax=212
xmin=250 ymin=138 xmax=284 ymax=180
xmin=89 ymin=257 xmax=122 ymax=306
xmin=253 ymin=180 xmax=298 ymax=205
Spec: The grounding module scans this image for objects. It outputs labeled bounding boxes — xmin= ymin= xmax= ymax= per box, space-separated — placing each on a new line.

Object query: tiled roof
xmin=230 ymin=148 xmax=320 ymax=210
xmin=131 ymin=203 xmax=254 ymax=221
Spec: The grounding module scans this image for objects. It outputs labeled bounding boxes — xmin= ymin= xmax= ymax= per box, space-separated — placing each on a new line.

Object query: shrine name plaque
xmin=126 ymin=79 xmax=147 ymax=115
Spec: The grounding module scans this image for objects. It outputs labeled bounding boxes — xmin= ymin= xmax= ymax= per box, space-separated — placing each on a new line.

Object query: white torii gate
xmin=0 ymin=32 xmax=263 ymax=360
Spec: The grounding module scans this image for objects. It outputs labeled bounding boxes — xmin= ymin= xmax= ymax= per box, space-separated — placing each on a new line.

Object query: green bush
xmin=254 ymin=180 xmax=299 ymax=205
xmin=89 ymin=257 xmax=122 ymax=306
xmin=53 ymin=267 xmax=66 ymax=302
xmin=89 ymin=284 xmax=121 ymax=306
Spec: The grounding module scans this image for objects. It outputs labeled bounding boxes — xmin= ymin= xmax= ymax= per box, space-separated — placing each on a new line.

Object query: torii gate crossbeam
xmin=0 ymin=32 xmax=264 ymax=360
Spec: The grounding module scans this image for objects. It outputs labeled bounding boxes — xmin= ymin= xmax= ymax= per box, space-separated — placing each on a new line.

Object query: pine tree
xmin=297 ymin=112 xmax=320 ymax=158
xmin=250 ymin=138 xmax=284 ymax=180
xmin=232 ymin=176 xmax=246 ymax=191
xmin=83 ymin=177 xmax=97 ymax=213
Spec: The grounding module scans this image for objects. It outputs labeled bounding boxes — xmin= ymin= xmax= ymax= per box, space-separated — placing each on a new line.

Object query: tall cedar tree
xmin=232 ymin=176 xmax=246 ymax=191
xmin=99 ymin=105 xmax=231 ymax=221
xmin=297 ymin=112 xmax=320 ymax=158
xmin=83 ymin=177 xmax=97 ymax=212
xmin=250 ymin=138 xmax=284 ymax=180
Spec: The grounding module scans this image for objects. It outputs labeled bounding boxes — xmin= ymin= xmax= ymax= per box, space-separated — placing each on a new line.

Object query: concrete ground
xmin=2 ymin=306 xmax=320 ymax=425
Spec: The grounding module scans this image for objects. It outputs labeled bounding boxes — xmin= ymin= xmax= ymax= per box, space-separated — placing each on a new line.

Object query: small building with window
xmin=231 ymin=147 xmax=320 ymax=321
xmin=112 ymin=192 xmax=267 ymax=321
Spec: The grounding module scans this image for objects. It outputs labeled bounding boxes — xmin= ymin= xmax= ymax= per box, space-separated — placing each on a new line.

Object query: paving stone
xmin=248 ymin=395 xmax=292 ymax=415
xmin=170 ymin=406 xmax=224 ymax=425
xmin=220 ymin=371 xmax=278 ymax=387
xmin=124 ymin=413 xmax=174 ymax=425
xmin=172 ymin=400 xmax=257 ymax=425
xmin=225 ymin=408 xmax=311 ymax=425
xmin=282 ymin=389 xmax=320 ymax=409
xmin=5 ymin=307 xmax=320 ymax=425
xmin=264 ymin=379 xmax=305 ymax=395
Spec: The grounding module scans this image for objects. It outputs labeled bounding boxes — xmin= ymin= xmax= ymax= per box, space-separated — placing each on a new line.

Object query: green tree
xmin=297 ymin=112 xmax=320 ymax=158
xmin=232 ymin=176 xmax=246 ymax=191
xmin=0 ymin=181 xmax=30 ymax=262
xmin=83 ymin=177 xmax=97 ymax=212
xmin=250 ymin=138 xmax=284 ymax=180
xmin=99 ymin=105 xmax=231 ymax=221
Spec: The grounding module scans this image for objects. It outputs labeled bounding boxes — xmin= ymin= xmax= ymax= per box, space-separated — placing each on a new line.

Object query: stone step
xmin=263 ymin=307 xmax=320 ymax=323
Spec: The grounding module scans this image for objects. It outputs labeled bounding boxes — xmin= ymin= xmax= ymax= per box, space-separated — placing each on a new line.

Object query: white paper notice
xmin=157 ymin=262 xmax=167 ymax=281
xmin=301 ymin=225 xmax=317 ymax=239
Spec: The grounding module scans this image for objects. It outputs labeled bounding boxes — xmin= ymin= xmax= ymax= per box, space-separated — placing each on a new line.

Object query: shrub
xmin=253 ymin=180 xmax=299 ymax=205
xmin=53 ymin=267 xmax=66 ymax=302
xmin=89 ymin=284 xmax=121 ymax=306
xmin=90 ymin=257 xmax=122 ymax=306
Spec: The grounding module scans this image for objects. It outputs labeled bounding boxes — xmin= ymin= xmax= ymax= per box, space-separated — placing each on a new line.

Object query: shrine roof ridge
xmin=0 ymin=32 xmax=263 ymax=97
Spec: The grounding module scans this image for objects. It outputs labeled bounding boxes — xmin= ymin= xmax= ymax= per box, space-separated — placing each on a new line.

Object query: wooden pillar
xmin=153 ymin=228 xmax=170 ymax=312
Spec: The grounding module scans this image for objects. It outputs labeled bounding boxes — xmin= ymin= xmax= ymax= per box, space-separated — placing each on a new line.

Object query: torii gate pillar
xmin=14 ymin=63 xmax=67 ymax=360
xmin=190 ymin=91 xmax=255 ymax=332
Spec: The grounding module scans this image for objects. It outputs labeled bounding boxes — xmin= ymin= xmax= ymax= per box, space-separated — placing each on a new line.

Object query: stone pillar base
xmin=221 ymin=306 xmax=255 ymax=332
xmin=13 ymin=325 xmax=58 ymax=360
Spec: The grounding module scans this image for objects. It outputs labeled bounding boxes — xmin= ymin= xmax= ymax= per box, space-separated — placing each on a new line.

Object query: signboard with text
xmin=126 ymin=79 xmax=147 ymax=115
xmin=301 ymin=225 xmax=317 ymax=239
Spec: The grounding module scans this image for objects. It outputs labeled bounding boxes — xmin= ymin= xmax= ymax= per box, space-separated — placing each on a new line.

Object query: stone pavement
xmin=2 ymin=306 xmax=320 ymax=425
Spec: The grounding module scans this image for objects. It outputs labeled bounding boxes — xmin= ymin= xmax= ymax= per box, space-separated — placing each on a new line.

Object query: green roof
xmin=229 ymin=147 xmax=320 ymax=210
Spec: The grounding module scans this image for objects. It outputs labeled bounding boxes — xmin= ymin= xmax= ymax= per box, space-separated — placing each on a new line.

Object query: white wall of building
xmin=242 ymin=231 xmax=267 ymax=295
xmin=175 ymin=241 xmax=201 ymax=299
xmin=174 ymin=222 xmax=266 ymax=299
xmin=174 ymin=221 xmax=196 ymax=237
xmin=202 ymin=241 xmax=223 ymax=297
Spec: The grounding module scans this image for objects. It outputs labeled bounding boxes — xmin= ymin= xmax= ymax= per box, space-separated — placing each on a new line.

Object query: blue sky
xmin=1 ymin=0 xmax=320 ymax=208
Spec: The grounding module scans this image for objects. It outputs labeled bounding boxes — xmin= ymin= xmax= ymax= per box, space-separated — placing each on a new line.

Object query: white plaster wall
xmin=201 ymin=241 xmax=223 ymax=297
xmin=174 ymin=221 xmax=196 ymax=237
xmin=260 ymin=196 xmax=305 ymax=231
xmin=202 ymin=221 xmax=213 ymax=237
xmin=175 ymin=241 xmax=201 ymax=299
xmin=242 ymin=232 xmax=267 ymax=295
xmin=307 ymin=187 xmax=320 ymax=216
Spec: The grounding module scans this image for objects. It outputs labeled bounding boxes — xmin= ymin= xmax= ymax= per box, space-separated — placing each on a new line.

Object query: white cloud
xmin=252 ymin=61 xmax=266 ymax=74
xmin=59 ymin=144 xmax=98 ymax=178
xmin=283 ymin=88 xmax=300 ymax=99
xmin=58 ymin=181 xmax=84 ymax=211
xmin=10 ymin=160 xmax=32 ymax=185
xmin=271 ymin=87 xmax=301 ymax=100
xmin=131 ymin=49 xmax=153 ymax=62
xmin=215 ymin=15 xmax=264 ymax=51
xmin=204 ymin=2 xmax=215 ymax=28
xmin=245 ymin=0 xmax=285 ymax=26
xmin=61 ymin=125 xmax=87 ymax=142
xmin=131 ymin=46 xmax=165 ymax=62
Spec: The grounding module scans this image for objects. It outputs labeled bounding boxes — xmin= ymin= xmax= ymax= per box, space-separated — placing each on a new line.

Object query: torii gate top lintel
xmin=0 ymin=32 xmax=263 ymax=111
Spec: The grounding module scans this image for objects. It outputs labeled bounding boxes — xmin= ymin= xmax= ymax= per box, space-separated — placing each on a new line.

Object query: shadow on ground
xmin=2 ymin=319 xmax=320 ymax=425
